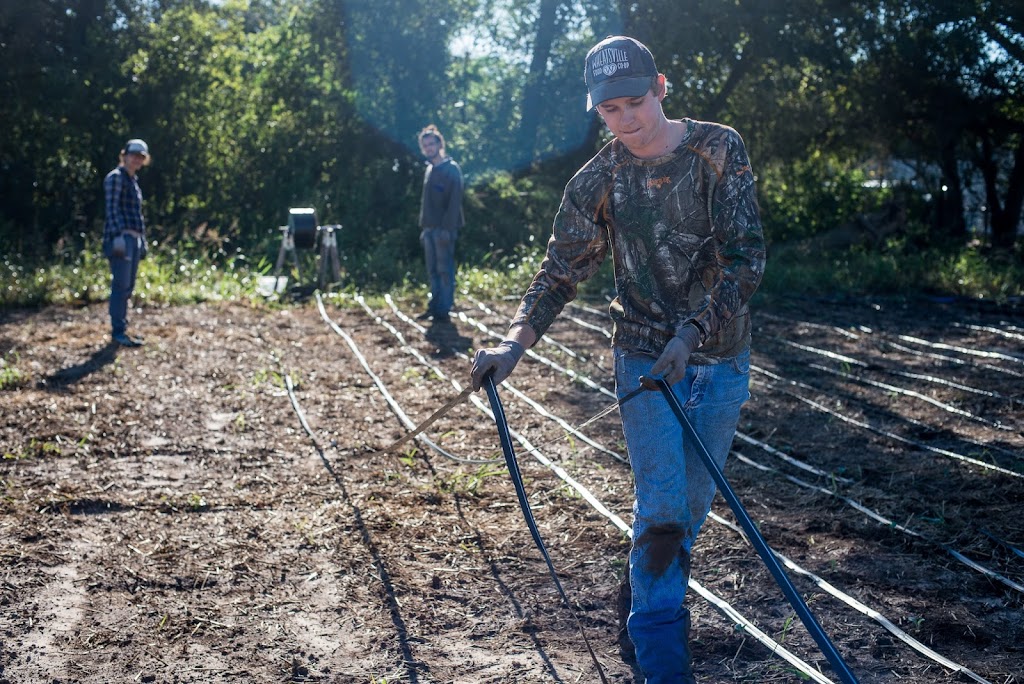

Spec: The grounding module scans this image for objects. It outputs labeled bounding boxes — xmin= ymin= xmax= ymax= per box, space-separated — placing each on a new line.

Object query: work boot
xmin=112 ymin=332 xmax=142 ymax=347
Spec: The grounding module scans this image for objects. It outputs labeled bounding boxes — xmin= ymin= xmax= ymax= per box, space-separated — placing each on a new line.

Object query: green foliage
xmin=760 ymin=238 xmax=1024 ymax=302
xmin=0 ymin=351 xmax=27 ymax=390
xmin=0 ymin=240 xmax=260 ymax=309
xmin=1 ymin=0 xmax=1021 ymax=304
xmin=759 ymin=152 xmax=892 ymax=244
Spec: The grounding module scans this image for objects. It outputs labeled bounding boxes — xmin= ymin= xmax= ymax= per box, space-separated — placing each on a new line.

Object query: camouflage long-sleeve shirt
xmin=511 ymin=118 xmax=766 ymax=362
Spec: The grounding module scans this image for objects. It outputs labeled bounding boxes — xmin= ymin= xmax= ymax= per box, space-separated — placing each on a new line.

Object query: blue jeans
xmin=104 ymin=234 xmax=142 ymax=337
xmin=420 ymin=228 xmax=456 ymax=316
xmin=615 ymin=348 xmax=751 ymax=683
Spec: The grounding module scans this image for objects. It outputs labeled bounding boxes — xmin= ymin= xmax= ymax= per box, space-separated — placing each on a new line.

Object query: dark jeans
xmin=104 ymin=235 xmax=142 ymax=336
xmin=420 ymin=228 xmax=456 ymax=316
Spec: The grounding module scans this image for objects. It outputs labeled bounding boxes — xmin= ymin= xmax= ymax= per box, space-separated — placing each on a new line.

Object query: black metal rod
xmin=482 ymin=374 xmax=609 ymax=684
xmin=647 ymin=375 xmax=859 ymax=684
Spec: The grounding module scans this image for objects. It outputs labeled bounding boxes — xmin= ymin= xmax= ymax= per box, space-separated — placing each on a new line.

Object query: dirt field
xmin=1 ymin=291 xmax=1022 ymax=684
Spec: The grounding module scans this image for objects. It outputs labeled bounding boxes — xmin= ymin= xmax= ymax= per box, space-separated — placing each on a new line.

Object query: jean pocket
xmin=729 ymin=349 xmax=751 ymax=375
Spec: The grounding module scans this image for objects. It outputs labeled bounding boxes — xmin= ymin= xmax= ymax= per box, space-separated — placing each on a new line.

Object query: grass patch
xmin=2 ymin=236 xmax=1020 ymax=311
xmin=0 ymin=351 xmax=27 ymax=390
xmin=1 ymin=242 xmax=264 ymax=309
xmin=763 ymin=240 xmax=1023 ymax=302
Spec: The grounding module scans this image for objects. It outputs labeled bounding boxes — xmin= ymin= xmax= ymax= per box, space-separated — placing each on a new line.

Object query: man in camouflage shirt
xmin=471 ymin=36 xmax=765 ymax=683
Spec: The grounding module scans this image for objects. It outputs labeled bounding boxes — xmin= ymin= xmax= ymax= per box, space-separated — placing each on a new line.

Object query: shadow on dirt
xmin=425 ymin=319 xmax=475 ymax=358
xmin=40 ymin=342 xmax=120 ymax=389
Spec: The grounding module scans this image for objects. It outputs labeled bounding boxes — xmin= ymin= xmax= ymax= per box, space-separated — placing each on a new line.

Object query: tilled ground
xmin=0 ymin=293 xmax=1022 ymax=684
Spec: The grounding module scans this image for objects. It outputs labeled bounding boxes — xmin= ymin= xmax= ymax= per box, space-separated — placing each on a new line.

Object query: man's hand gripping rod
xmin=639 ymin=375 xmax=859 ymax=684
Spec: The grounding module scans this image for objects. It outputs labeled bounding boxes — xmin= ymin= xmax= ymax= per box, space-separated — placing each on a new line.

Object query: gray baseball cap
xmin=124 ymin=139 xmax=150 ymax=156
xmin=584 ymin=36 xmax=659 ymax=111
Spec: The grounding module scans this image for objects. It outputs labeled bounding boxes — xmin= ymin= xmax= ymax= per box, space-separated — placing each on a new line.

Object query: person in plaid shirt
xmin=471 ymin=36 xmax=766 ymax=683
xmin=102 ymin=139 xmax=150 ymax=347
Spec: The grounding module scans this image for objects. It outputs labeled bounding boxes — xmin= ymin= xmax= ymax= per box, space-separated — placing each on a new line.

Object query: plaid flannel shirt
xmin=103 ymin=166 xmax=145 ymax=241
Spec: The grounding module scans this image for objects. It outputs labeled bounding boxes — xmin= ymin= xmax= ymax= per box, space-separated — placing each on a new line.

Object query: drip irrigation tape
xmin=316 ymin=293 xmax=490 ymax=465
xmin=482 ymin=374 xmax=610 ymax=684
xmin=731 ymin=450 xmax=1024 ymax=596
xmin=751 ymin=376 xmax=1024 ymax=479
xmin=646 ymin=375 xmax=860 ymax=684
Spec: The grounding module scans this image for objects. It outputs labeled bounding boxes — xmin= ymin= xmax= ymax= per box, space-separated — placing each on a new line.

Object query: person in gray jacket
xmin=102 ymin=138 xmax=151 ymax=347
xmin=417 ymin=124 xmax=464 ymax=321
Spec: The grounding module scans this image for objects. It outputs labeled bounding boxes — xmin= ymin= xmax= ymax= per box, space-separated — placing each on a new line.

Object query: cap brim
xmin=586 ymin=76 xmax=653 ymax=111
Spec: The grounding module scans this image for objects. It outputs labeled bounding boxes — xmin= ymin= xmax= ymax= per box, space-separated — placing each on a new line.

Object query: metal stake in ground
xmin=641 ymin=375 xmax=860 ymax=684
xmin=482 ymin=374 xmax=610 ymax=684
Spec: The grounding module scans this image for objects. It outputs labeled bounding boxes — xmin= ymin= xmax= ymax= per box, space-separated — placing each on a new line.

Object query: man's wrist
xmin=500 ymin=339 xmax=526 ymax=359
xmin=675 ymin=324 xmax=703 ymax=351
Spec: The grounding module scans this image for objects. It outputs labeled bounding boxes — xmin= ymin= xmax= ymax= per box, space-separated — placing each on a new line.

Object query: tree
xmin=848 ymin=0 xmax=1023 ymax=249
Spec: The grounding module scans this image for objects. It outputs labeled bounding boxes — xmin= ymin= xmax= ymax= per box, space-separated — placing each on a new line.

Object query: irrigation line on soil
xmin=730 ymin=449 xmax=1024 ymax=597
xmin=732 ymin=431 xmax=855 ymax=485
xmin=756 ymin=312 xmax=864 ymax=340
xmin=752 ymin=368 xmax=1024 ymax=480
xmin=753 ymin=319 xmax=1024 ymax=409
xmin=376 ymin=296 xmax=838 ymax=681
xmin=896 ymin=334 xmax=1024 ymax=365
xmin=980 ymin=528 xmax=1024 ymax=561
xmin=705 ymin=509 xmax=994 ymax=684
xmin=761 ymin=311 xmax=1024 ymax=357
xmin=750 ymin=357 xmax=1023 ymax=462
xmin=885 ymin=368 xmax=1020 ymax=404
xmin=763 ymin=334 xmax=1024 ymax=403
xmin=355 ymin=295 xmax=628 ymax=466
xmin=951 ymin=321 xmax=1024 ymax=342
xmin=880 ymin=340 xmax=1024 ymax=379
xmin=807 ymin=363 xmax=1015 ymax=432
xmin=768 ymin=337 xmax=868 ymax=368
xmin=345 ymin=296 xmax=494 ymax=462
xmin=314 ymin=293 xmax=484 ymax=465
xmin=281 ymin=374 xmax=423 ymax=683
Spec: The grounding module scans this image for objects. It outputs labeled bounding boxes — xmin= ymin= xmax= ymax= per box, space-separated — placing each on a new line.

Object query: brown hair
xmin=418 ymin=124 xmax=445 ymax=149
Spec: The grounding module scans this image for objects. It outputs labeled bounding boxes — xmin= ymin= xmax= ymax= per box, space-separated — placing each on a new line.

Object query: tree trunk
xmin=936 ymin=142 xmax=967 ymax=242
xmin=989 ymin=135 xmax=1024 ymax=250
xmin=516 ymin=0 xmax=561 ymax=164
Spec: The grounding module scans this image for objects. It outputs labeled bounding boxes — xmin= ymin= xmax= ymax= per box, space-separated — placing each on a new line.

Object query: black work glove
xmin=470 ymin=340 xmax=525 ymax=391
xmin=650 ymin=324 xmax=702 ymax=386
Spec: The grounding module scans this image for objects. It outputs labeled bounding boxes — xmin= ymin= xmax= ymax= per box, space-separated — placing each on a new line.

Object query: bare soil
xmin=1 ymin=292 xmax=1022 ymax=684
